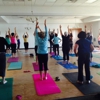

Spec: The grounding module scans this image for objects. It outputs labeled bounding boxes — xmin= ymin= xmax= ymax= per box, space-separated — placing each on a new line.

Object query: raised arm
xmin=57 ymin=29 xmax=59 ymax=34
xmin=44 ymin=19 xmax=48 ymax=38
xmin=85 ymin=25 xmax=86 ymax=33
xmin=14 ymin=27 xmax=17 ymax=37
xmin=8 ymin=28 xmax=11 ymax=37
xmin=90 ymin=26 xmax=92 ymax=34
xmin=59 ymin=25 xmax=63 ymax=36
xmin=26 ymin=32 xmax=29 ymax=37
xmin=67 ymin=25 xmax=70 ymax=35
xmin=23 ymin=33 xmax=25 ymax=38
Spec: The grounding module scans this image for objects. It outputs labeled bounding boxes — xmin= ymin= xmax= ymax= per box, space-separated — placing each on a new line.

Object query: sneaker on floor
xmin=77 ymin=80 xmax=83 ymax=84
xmin=3 ymin=80 xmax=7 ymax=84
xmin=86 ymin=80 xmax=91 ymax=84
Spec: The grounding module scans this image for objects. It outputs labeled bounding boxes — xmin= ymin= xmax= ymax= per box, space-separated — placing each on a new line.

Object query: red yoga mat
xmin=7 ymin=57 xmax=19 ymax=63
xmin=32 ymin=73 xmax=61 ymax=96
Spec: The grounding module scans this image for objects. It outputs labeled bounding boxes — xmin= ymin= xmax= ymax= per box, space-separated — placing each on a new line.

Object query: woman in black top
xmin=60 ymin=25 xmax=70 ymax=64
xmin=0 ymin=36 xmax=9 ymax=84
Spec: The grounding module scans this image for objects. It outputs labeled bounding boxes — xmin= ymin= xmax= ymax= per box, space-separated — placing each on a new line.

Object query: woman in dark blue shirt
xmin=74 ymin=31 xmax=94 ymax=84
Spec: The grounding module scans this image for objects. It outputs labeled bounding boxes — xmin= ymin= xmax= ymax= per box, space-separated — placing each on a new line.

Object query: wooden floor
xmin=5 ymin=49 xmax=100 ymax=100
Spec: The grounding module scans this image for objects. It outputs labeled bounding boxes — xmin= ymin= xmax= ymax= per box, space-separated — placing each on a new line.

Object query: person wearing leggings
xmin=85 ymin=25 xmax=93 ymax=62
xmin=16 ymin=35 xmax=20 ymax=52
xmin=23 ymin=32 xmax=29 ymax=53
xmin=0 ymin=35 xmax=9 ymax=84
xmin=74 ymin=31 xmax=94 ymax=84
xmin=5 ymin=31 xmax=11 ymax=54
xmin=49 ymin=29 xmax=55 ymax=53
xmin=35 ymin=19 xmax=48 ymax=80
xmin=52 ymin=30 xmax=61 ymax=56
xmin=34 ymin=27 xmax=38 ymax=65
xmin=8 ymin=28 xmax=17 ymax=57
xmin=60 ymin=25 xmax=70 ymax=64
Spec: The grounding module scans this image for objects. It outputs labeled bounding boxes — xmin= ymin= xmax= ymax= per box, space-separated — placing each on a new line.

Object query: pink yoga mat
xmin=32 ymin=63 xmax=44 ymax=71
xmin=7 ymin=57 xmax=19 ymax=63
xmin=32 ymin=63 xmax=39 ymax=71
xmin=49 ymin=52 xmax=55 ymax=56
xmin=32 ymin=73 xmax=61 ymax=96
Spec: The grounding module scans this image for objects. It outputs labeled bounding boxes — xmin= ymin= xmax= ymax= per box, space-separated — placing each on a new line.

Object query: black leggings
xmin=50 ymin=42 xmax=54 ymax=53
xmin=62 ymin=48 xmax=70 ymax=61
xmin=17 ymin=43 xmax=20 ymax=49
xmin=24 ymin=42 xmax=29 ymax=50
xmin=11 ymin=43 xmax=16 ymax=53
xmin=0 ymin=53 xmax=6 ymax=77
xmin=35 ymin=46 xmax=38 ymax=56
xmin=38 ymin=54 xmax=48 ymax=71
xmin=78 ymin=53 xmax=90 ymax=81
xmin=54 ymin=44 xmax=59 ymax=55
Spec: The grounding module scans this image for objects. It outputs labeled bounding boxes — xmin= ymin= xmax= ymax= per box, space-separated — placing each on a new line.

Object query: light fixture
xmin=85 ymin=0 xmax=97 ymax=3
xmin=47 ymin=0 xmax=56 ymax=3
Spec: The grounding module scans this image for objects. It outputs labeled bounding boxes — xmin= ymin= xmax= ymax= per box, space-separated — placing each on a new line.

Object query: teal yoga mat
xmin=8 ymin=62 xmax=22 ymax=70
xmin=93 ymin=54 xmax=100 ymax=58
xmin=0 ymin=78 xmax=13 ymax=100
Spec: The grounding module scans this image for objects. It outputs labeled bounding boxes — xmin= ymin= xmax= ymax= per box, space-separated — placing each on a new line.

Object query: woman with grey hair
xmin=59 ymin=25 xmax=70 ymax=64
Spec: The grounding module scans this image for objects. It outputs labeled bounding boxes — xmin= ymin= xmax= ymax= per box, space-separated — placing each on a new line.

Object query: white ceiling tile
xmin=24 ymin=0 xmax=35 ymax=5
xmin=44 ymin=2 xmax=54 ymax=6
xmin=3 ymin=1 xmax=14 ymax=5
xmin=55 ymin=0 xmax=67 ymax=3
xmin=34 ymin=0 xmax=46 ymax=5
xmin=14 ymin=2 xmax=24 ymax=5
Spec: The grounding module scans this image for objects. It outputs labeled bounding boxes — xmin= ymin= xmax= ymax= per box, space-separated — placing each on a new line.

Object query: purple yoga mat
xmin=7 ymin=57 xmax=19 ymax=63
xmin=32 ymin=63 xmax=44 ymax=71
xmin=32 ymin=73 xmax=61 ymax=96
xmin=32 ymin=63 xmax=39 ymax=71
xmin=49 ymin=52 xmax=55 ymax=56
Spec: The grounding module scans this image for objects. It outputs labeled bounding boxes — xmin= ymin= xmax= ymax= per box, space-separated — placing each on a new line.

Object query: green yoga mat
xmin=8 ymin=62 xmax=22 ymax=70
xmin=97 ymin=72 xmax=100 ymax=75
xmin=0 ymin=78 xmax=13 ymax=100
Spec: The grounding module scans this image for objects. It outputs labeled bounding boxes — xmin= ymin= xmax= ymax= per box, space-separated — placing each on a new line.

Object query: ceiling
xmin=0 ymin=0 xmax=100 ymax=23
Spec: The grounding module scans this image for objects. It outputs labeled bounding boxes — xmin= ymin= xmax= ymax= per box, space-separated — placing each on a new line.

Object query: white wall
xmin=0 ymin=23 xmax=80 ymax=48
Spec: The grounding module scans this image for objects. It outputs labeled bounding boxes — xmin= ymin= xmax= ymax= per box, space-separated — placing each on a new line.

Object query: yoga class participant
xmin=23 ymin=32 xmax=29 ymax=53
xmin=85 ymin=25 xmax=93 ymax=62
xmin=34 ymin=22 xmax=38 ymax=65
xmin=8 ymin=28 xmax=17 ymax=57
xmin=74 ymin=31 xmax=94 ymax=84
xmin=52 ymin=29 xmax=61 ymax=56
xmin=59 ymin=25 xmax=70 ymax=64
xmin=36 ymin=19 xmax=48 ymax=80
xmin=49 ymin=29 xmax=55 ymax=53
xmin=5 ymin=31 xmax=11 ymax=54
xmin=0 ymin=33 xmax=9 ymax=84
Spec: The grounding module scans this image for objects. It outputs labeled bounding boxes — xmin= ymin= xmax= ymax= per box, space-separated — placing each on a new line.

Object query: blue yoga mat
xmin=52 ymin=55 xmax=63 ymax=60
xmin=69 ymin=53 xmax=76 ymax=57
xmin=58 ymin=61 xmax=78 ymax=69
xmin=8 ymin=62 xmax=22 ymax=70
xmin=90 ymin=62 xmax=99 ymax=66
xmin=6 ymin=54 xmax=11 ymax=57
